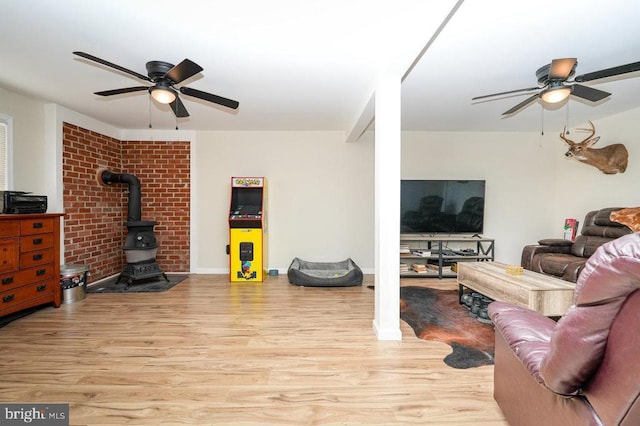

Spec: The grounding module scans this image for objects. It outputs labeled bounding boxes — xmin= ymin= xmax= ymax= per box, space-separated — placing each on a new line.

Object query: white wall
xmin=0 ymin=87 xmax=47 ymax=195
xmin=551 ymin=108 xmax=640 ymax=223
xmin=402 ymin=108 xmax=640 ymax=265
xmin=193 ymin=130 xmax=375 ymax=273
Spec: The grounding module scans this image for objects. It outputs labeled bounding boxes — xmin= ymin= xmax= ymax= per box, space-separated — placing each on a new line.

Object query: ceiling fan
xmin=73 ymin=51 xmax=239 ymax=118
xmin=472 ymin=58 xmax=640 ymax=116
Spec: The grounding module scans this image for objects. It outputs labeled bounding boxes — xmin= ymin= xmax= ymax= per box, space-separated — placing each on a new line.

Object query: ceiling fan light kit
xmin=473 ymin=57 xmax=640 ymax=116
xmin=541 ymin=85 xmax=572 ymax=104
xmin=150 ymin=84 xmax=176 ymax=104
xmin=72 ymin=51 xmax=239 ymax=119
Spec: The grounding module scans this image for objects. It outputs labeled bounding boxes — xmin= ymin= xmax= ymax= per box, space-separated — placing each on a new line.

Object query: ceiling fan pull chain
xmin=148 ymin=93 xmax=153 ymax=129
xmin=175 ymin=98 xmax=179 ymax=130
xmin=565 ymin=101 xmax=570 ymax=134
xmin=540 ymin=106 xmax=544 ymax=136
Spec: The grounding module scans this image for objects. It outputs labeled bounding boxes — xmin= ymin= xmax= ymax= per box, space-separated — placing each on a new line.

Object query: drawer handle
xmin=36 ymin=269 xmax=46 ymax=276
xmin=37 ymin=284 xmax=47 ymax=292
xmin=32 ymin=238 xmax=43 ymax=245
xmin=3 ymin=294 xmax=14 ymax=303
xmin=32 ymin=253 xmax=43 ymax=261
xmin=2 ymin=277 xmax=14 ymax=285
xmin=33 ymin=222 xmax=43 ymax=229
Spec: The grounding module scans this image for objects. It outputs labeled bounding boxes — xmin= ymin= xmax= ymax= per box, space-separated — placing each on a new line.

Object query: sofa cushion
xmin=535 ymin=253 xmax=585 ymax=278
xmin=539 ymin=233 xmax=640 ymax=395
xmin=583 ymin=290 xmax=640 ymax=426
xmin=488 ymin=302 xmax=556 ymax=384
xmin=592 ymin=207 xmax=625 ymax=227
xmin=570 ymin=234 xmax=618 ymax=258
xmin=581 ymin=224 xmax=632 ymax=239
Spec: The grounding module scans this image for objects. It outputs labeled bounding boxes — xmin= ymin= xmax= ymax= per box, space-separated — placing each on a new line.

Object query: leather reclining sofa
xmin=488 ymin=233 xmax=640 ymax=426
xmin=521 ymin=207 xmax=632 ymax=282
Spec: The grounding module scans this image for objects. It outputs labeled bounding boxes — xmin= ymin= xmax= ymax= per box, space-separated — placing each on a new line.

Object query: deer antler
xmin=560 ymin=125 xmax=571 ymax=144
xmin=574 ymin=120 xmax=596 ymax=143
xmin=560 ymin=120 xmax=596 ymax=145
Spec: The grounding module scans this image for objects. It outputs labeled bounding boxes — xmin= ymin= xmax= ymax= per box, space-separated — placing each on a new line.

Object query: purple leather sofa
xmin=521 ymin=208 xmax=631 ymax=282
xmin=489 ymin=232 xmax=640 ymax=426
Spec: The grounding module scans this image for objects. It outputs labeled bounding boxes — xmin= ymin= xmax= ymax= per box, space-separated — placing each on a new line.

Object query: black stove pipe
xmin=100 ymin=170 xmax=142 ymax=222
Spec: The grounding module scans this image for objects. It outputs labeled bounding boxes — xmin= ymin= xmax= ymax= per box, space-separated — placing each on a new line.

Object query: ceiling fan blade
xmin=165 ymin=59 xmax=203 ymax=84
xmin=73 ymin=51 xmax=151 ymax=82
xmin=169 ymin=96 xmax=190 ymax=118
xmin=180 ymin=86 xmax=239 ymax=109
xmin=548 ymin=58 xmax=577 ymax=80
xmin=472 ymin=86 xmax=539 ymax=101
xmin=574 ymin=61 xmax=640 ymax=82
xmin=95 ymin=86 xmax=149 ymax=96
xmin=570 ymin=84 xmax=611 ymax=102
xmin=502 ymin=94 xmax=540 ymax=116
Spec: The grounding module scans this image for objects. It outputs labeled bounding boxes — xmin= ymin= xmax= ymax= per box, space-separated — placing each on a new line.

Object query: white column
xmin=372 ymin=70 xmax=402 ymax=340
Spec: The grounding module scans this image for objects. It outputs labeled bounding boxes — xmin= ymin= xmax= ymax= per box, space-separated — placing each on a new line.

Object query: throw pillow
xmin=610 ymin=207 xmax=640 ymax=232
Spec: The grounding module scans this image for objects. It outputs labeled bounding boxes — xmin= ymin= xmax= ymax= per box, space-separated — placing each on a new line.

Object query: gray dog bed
xmin=287 ymin=257 xmax=363 ymax=287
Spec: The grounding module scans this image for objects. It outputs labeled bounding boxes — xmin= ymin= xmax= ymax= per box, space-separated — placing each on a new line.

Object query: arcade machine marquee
xmin=228 ymin=177 xmax=266 ymax=281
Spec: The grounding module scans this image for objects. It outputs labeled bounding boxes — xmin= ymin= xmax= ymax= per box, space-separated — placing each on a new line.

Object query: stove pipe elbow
xmin=98 ymin=169 xmax=142 ymax=222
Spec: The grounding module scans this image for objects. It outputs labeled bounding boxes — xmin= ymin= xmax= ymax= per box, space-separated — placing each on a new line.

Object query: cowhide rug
xmin=399 ymin=286 xmax=495 ymax=369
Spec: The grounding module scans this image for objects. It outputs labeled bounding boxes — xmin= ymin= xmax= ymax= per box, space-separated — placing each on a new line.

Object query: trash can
xmin=60 ymin=264 xmax=89 ymax=304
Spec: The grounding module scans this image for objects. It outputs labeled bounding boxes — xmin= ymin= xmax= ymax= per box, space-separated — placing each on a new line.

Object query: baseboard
xmin=372 ymin=319 xmax=402 ymax=341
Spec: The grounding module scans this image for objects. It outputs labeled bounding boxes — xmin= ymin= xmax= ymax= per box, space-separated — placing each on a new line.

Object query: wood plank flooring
xmin=0 ymin=274 xmax=507 ymax=425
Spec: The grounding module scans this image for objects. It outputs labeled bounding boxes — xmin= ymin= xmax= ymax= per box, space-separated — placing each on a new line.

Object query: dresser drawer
xmin=0 ymin=238 xmax=20 ymax=274
xmin=0 ymin=264 xmax=55 ymax=290
xmin=20 ymin=248 xmax=54 ymax=268
xmin=20 ymin=233 xmax=54 ymax=252
xmin=0 ymin=221 xmax=20 ymax=238
xmin=0 ymin=279 xmax=55 ymax=311
xmin=20 ymin=218 xmax=54 ymax=235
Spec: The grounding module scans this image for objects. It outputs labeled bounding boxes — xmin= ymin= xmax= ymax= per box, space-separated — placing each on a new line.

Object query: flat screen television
xmin=400 ymin=180 xmax=486 ymax=234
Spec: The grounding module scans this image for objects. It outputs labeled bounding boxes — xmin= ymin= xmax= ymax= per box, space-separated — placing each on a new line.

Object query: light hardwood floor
xmin=0 ymin=274 xmax=507 ymax=425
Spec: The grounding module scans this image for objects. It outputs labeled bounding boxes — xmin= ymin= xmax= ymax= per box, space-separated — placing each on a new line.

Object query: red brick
xmin=63 ymin=123 xmax=190 ymax=279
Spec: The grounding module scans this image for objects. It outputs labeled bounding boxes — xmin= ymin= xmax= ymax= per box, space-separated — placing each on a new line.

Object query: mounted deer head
xmin=560 ymin=120 xmax=628 ymax=174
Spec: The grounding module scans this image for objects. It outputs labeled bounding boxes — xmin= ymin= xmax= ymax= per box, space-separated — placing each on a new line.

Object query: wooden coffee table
xmin=456 ymin=261 xmax=576 ymax=316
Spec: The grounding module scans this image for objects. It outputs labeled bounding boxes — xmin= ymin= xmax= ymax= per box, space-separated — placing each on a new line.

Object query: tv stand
xmin=400 ymin=234 xmax=494 ymax=279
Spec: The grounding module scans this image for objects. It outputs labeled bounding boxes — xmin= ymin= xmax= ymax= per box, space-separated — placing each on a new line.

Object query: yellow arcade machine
xmin=228 ymin=177 xmax=267 ymax=281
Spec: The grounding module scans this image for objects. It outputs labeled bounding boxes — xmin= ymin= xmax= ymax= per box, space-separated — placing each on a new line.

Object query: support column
xmin=372 ymin=70 xmax=402 ymax=340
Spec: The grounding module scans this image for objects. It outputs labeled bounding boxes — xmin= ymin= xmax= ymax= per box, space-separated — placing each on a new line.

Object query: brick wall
xmin=62 ymin=123 xmax=190 ymax=282
xmin=62 ymin=123 xmax=123 ymax=281
xmin=122 ymin=140 xmax=190 ymax=273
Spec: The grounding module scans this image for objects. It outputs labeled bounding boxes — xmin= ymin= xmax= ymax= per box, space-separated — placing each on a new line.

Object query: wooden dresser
xmin=0 ymin=214 xmax=63 ymax=318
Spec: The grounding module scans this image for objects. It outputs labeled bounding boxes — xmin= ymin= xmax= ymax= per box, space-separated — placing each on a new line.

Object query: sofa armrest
xmin=521 ymin=243 xmax=573 ymax=270
xmin=561 ymin=260 xmax=587 ymax=283
xmin=537 ymin=239 xmax=574 ymax=247
xmin=488 ymin=301 xmax=556 ymax=383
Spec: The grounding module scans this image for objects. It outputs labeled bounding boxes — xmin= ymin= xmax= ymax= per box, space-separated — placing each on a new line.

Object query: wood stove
xmin=99 ymin=169 xmax=168 ymax=286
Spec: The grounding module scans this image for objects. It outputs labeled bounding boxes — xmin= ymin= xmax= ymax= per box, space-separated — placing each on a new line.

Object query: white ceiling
xmin=2 ymin=0 xmax=640 ymax=134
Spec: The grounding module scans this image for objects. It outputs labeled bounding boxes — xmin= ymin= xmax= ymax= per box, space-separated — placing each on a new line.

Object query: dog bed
xmin=287 ymin=257 xmax=363 ymax=287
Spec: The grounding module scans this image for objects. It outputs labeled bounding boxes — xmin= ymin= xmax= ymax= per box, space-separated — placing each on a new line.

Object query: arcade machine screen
xmin=229 ymin=187 xmax=263 ymax=226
